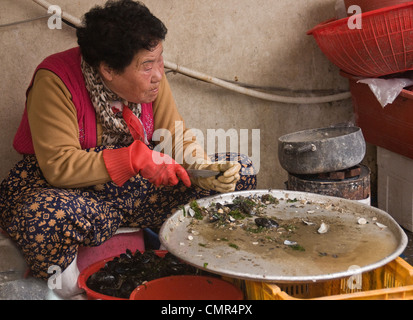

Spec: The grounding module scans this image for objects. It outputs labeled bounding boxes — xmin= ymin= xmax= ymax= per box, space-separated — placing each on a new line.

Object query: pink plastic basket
xmin=307 ymin=2 xmax=413 ymax=77
xmin=77 ymin=229 xmax=144 ymax=273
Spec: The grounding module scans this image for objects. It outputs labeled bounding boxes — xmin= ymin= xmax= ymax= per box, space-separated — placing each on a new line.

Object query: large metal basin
xmin=159 ymin=190 xmax=407 ymax=283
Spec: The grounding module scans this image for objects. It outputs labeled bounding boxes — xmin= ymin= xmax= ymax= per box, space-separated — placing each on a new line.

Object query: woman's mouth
xmin=151 ymin=87 xmax=159 ymax=94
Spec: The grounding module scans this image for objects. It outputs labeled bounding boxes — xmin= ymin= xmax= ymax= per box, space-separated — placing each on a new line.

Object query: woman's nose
xmin=152 ymin=63 xmax=164 ymax=82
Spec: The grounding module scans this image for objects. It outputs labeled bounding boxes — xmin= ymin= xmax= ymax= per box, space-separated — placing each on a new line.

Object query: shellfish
xmin=86 ymin=249 xmax=214 ymax=299
xmin=255 ymin=218 xmax=279 ymax=229
xmin=317 ymin=222 xmax=329 ymax=234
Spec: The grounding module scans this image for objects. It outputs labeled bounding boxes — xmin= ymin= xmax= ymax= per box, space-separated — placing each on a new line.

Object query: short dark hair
xmin=77 ymin=0 xmax=167 ymax=72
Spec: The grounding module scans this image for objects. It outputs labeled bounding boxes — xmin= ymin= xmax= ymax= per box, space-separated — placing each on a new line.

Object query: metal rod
xmin=0 ymin=14 xmax=49 ymax=28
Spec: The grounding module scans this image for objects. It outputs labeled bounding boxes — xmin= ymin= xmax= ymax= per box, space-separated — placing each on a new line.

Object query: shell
xmin=317 ymin=222 xmax=329 ymax=234
xmin=284 ymin=240 xmax=298 ymax=246
xmin=376 ymin=222 xmax=387 ymax=229
xmin=188 ymin=208 xmax=195 ymax=217
xmin=358 ymin=218 xmax=367 ymax=225
xmin=255 ymin=218 xmax=279 ymax=228
xmin=302 ymin=220 xmax=315 ymax=226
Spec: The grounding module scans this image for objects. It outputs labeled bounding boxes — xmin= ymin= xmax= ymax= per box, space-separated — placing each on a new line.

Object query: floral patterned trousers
xmin=0 ymin=148 xmax=257 ymax=280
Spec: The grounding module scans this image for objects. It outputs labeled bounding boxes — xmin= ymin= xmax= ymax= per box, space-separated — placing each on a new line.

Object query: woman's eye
xmin=142 ymin=62 xmax=153 ymax=71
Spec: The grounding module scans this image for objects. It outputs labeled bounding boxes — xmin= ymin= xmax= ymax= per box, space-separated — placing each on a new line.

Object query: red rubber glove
xmin=122 ymin=106 xmax=146 ymax=143
xmin=103 ymin=140 xmax=191 ymax=187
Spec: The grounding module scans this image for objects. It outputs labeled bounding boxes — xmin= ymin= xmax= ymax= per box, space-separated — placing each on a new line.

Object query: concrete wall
xmin=0 ymin=0 xmax=358 ymax=189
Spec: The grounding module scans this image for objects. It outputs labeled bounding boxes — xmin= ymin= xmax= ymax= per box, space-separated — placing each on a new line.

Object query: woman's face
xmin=100 ymin=42 xmax=165 ymax=104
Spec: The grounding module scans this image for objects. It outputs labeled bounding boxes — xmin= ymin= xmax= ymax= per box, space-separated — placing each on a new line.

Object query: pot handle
xmin=284 ymin=143 xmax=317 ymax=155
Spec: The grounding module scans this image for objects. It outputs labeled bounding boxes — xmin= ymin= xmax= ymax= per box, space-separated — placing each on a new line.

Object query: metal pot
xmin=278 ymin=126 xmax=366 ymax=175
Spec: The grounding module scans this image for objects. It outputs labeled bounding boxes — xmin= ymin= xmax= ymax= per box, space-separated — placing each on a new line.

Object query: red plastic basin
xmin=129 ymin=275 xmax=244 ymax=300
xmin=78 ymin=250 xmax=168 ymax=300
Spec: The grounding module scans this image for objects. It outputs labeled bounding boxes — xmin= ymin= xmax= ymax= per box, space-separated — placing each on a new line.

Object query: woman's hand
xmin=103 ymin=140 xmax=191 ymax=187
xmin=187 ymin=159 xmax=241 ymax=193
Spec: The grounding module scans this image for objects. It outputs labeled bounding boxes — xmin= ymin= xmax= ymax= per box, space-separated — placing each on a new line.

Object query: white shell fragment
xmin=187 ymin=235 xmax=194 ymax=241
xmin=284 ymin=240 xmax=298 ymax=246
xmin=302 ymin=220 xmax=315 ymax=226
xmin=317 ymin=222 xmax=329 ymax=234
xmin=358 ymin=218 xmax=367 ymax=225
xmin=188 ymin=208 xmax=195 ymax=217
xmin=376 ymin=222 xmax=387 ymax=229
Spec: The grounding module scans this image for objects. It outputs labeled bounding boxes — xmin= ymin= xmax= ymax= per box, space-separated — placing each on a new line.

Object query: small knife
xmin=186 ymin=169 xmax=221 ymax=178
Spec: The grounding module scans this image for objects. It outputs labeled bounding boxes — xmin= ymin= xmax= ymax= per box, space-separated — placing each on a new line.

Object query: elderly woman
xmin=0 ymin=0 xmax=256 ymax=298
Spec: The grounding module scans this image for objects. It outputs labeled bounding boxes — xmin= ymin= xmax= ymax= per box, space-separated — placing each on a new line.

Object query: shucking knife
xmin=186 ymin=169 xmax=221 ymax=178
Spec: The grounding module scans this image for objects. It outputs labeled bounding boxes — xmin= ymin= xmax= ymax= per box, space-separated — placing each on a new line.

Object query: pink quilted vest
xmin=13 ymin=47 xmax=154 ymax=154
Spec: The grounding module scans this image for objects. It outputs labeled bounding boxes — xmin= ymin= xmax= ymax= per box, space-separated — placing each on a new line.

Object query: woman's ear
xmin=98 ymin=62 xmax=114 ymax=82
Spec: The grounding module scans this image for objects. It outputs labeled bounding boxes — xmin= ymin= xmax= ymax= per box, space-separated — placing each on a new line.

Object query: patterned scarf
xmin=81 ymin=58 xmax=143 ymax=146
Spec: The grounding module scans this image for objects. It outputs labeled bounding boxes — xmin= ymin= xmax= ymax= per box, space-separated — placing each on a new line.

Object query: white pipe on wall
xmin=32 ymin=0 xmax=81 ymax=26
xmin=163 ymin=60 xmax=351 ymax=104
xmin=32 ymin=0 xmax=351 ymax=104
